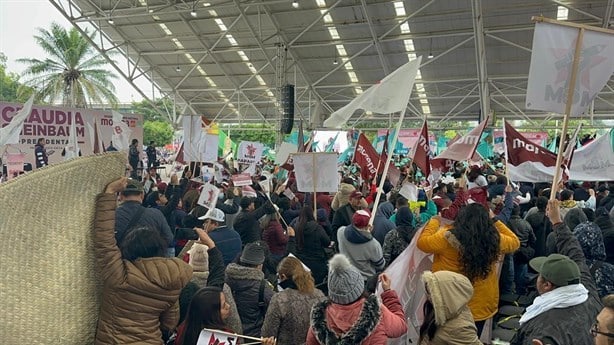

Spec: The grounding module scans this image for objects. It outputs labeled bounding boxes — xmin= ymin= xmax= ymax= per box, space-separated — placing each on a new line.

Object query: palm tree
xmin=18 ymin=22 xmax=118 ymax=108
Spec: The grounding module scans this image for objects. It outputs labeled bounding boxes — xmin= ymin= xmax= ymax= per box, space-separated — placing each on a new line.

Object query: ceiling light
xmin=176 ymin=66 xmax=181 ymax=72
xmin=190 ymin=10 xmax=197 ymax=17
xmin=107 ymin=18 xmax=114 ymax=24
xmin=292 ymin=0 xmax=299 ymax=8
xmin=428 ymin=52 xmax=433 ymax=59
xmin=333 ymin=58 xmax=338 ymax=65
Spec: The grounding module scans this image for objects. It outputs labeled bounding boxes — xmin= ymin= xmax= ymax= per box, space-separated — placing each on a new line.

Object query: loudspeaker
xmin=280 ymin=84 xmax=295 ymax=134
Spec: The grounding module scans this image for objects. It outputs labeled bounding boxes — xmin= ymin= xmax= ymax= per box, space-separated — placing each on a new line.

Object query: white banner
xmin=0 ymin=95 xmax=34 ymax=146
xmin=569 ymin=129 xmax=614 ymax=181
xmin=526 ymin=22 xmax=614 ymax=116
xmin=197 ymin=183 xmax=220 ymax=209
xmin=292 ymin=153 xmax=339 ymax=192
xmin=237 ymin=141 xmax=264 ymax=164
xmin=202 ymin=133 xmax=219 ymax=163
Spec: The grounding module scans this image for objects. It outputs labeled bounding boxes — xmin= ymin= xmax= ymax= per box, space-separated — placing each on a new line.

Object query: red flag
xmin=353 ymin=133 xmax=384 ymax=182
xmin=175 ymin=142 xmax=185 ymax=164
xmin=93 ymin=120 xmax=102 ymax=154
xmin=297 ymin=120 xmax=305 ymax=152
xmin=431 ymin=118 xmax=489 ymax=171
xmin=505 ymin=120 xmax=558 ymax=182
xmin=411 ymin=120 xmax=431 ymax=177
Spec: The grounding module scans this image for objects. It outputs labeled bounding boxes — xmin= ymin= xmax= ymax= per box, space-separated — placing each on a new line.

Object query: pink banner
xmin=6 ymin=152 xmax=25 ymax=179
xmin=0 ymin=102 xmax=143 ymax=167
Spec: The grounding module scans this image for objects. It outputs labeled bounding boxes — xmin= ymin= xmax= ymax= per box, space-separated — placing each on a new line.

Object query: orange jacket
xmin=417 ymin=217 xmax=519 ymax=321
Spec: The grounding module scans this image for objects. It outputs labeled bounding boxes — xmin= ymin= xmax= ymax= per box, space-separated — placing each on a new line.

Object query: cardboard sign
xmin=231 ymin=173 xmax=252 ymax=187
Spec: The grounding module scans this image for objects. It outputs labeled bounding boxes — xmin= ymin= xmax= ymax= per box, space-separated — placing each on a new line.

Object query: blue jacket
xmin=209 ymin=225 xmax=242 ymax=266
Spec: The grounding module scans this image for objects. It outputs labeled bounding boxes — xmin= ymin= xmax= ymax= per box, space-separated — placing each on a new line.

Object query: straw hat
xmin=0 ymin=153 xmax=126 ymax=343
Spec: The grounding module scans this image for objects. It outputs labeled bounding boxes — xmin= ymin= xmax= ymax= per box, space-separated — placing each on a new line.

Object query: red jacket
xmin=262 ymin=219 xmax=288 ymax=256
xmin=306 ymin=290 xmax=407 ymax=344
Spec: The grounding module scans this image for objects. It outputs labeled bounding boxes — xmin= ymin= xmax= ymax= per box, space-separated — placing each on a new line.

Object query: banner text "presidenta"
xmin=1 ymin=106 xmax=86 ymax=137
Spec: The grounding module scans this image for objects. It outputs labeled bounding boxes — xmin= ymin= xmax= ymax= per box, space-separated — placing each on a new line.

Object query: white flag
xmin=182 ymin=116 xmax=210 ymax=162
xmin=111 ymin=110 xmax=132 ymax=151
xmin=526 ymin=22 xmax=614 ymax=116
xmin=569 ymin=129 xmax=614 ymax=181
xmin=323 ymin=57 xmax=422 ymax=128
xmin=0 ymin=95 xmax=34 ymax=146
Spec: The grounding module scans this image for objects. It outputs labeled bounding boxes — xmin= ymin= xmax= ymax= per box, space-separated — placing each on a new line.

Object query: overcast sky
xmin=0 ymin=0 xmax=147 ymax=104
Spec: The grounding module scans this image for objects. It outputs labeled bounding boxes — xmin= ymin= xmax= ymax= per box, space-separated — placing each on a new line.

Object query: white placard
xmin=237 ymin=141 xmax=264 ymax=164
xmin=292 ymin=153 xmax=339 ymax=192
xmin=197 ymin=183 xmax=220 ymax=209
xmin=275 ymin=142 xmax=298 ymax=164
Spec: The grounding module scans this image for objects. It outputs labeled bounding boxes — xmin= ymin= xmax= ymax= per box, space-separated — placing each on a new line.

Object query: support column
xmin=471 ymin=0 xmax=491 ymax=123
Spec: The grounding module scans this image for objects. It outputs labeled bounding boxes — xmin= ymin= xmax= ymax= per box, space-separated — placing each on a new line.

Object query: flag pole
xmin=369 ymin=111 xmax=406 ymax=227
xmin=549 ymin=27 xmax=585 ymax=200
xmin=502 ymin=118 xmax=511 ymax=186
xmin=312 ymin=152 xmax=317 ymax=219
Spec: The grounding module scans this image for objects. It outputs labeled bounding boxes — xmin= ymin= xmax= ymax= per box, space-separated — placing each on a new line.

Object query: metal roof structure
xmin=49 ymin=0 xmax=614 ymax=129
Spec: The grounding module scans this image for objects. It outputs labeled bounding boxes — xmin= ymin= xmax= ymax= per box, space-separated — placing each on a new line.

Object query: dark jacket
xmin=573 ymin=221 xmax=614 ymax=297
xmin=34 ymin=143 xmax=48 ymax=168
xmin=509 ymin=215 xmax=536 ymax=247
xmin=225 ymin=263 xmax=274 ymax=337
xmin=331 ymin=203 xmax=357 ymax=239
xmin=510 ymin=222 xmax=602 ymax=345
xmin=115 ymin=200 xmax=174 ymax=248
xmin=208 ymin=225 xmax=242 ymax=266
xmin=234 ymin=204 xmax=271 ymax=245
xmin=262 ymin=219 xmax=288 ymax=256
xmin=129 ymin=144 xmax=140 ymax=163
xmin=595 ymin=213 xmax=614 ymax=265
xmin=287 ymin=221 xmax=331 ymax=287
xmin=94 ymin=194 xmax=192 ymax=345
xmin=525 ymin=210 xmax=551 ymax=258
xmin=383 ymin=206 xmax=415 ymax=266
xmin=373 ymin=202 xmax=396 ymax=245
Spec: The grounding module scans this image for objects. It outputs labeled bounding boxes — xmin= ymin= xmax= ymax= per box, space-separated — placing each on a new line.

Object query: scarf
xmin=560 ymin=199 xmax=577 ymax=209
xmin=519 ymin=283 xmax=588 ymax=325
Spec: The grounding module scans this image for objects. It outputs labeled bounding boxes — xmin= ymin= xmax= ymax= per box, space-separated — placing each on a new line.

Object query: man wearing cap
xmin=225 ymin=242 xmax=274 ymax=337
xmin=115 ymin=178 xmax=174 ymax=257
xmin=336 ymin=209 xmax=385 ymax=280
xmin=199 ymin=207 xmax=242 ymax=266
xmin=511 ymin=199 xmax=602 ymax=345
xmin=331 ymin=190 xmax=365 ymax=241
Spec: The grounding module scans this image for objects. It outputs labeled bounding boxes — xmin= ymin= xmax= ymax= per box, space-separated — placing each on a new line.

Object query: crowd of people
xmin=90 ymin=152 xmax=614 ymax=345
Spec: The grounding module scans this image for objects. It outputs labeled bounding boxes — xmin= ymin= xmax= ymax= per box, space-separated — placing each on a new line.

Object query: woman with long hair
xmin=287 ymin=206 xmax=331 ymax=290
xmin=419 ymin=270 xmax=482 ymax=345
xmin=261 ymin=256 xmax=325 ymax=344
xmin=417 ymin=192 xmax=519 ymax=336
xmin=176 ymin=287 xmax=230 ymax=345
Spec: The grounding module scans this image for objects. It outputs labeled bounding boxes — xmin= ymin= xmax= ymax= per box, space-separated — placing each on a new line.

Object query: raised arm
xmin=95 ymin=178 xmax=128 ymax=285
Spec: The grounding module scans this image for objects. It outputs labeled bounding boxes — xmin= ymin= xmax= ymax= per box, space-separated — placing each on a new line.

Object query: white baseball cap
xmin=198 ymin=208 xmax=225 ymax=222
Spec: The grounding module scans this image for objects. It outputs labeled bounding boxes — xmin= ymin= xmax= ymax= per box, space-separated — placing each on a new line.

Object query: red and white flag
xmin=431 ymin=118 xmax=488 ymax=171
xmin=411 ymin=120 xmax=431 ymax=177
xmin=353 ymin=133 xmax=384 ymax=182
xmin=526 ymin=21 xmax=614 ymax=116
xmin=111 ymin=111 xmax=132 ymax=151
xmin=561 ymin=123 xmax=582 ymax=181
xmin=504 ymin=120 xmax=558 ymax=182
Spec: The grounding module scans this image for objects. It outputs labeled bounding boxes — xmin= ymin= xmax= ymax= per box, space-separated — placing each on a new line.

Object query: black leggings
xmin=475 ymin=320 xmax=486 ymax=338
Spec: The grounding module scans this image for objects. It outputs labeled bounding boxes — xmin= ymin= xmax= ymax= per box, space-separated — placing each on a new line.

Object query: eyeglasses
xmin=591 ymin=323 xmax=614 ymax=338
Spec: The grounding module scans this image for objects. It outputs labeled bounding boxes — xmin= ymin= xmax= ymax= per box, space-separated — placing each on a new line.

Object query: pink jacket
xmin=306 ymin=290 xmax=407 ymax=344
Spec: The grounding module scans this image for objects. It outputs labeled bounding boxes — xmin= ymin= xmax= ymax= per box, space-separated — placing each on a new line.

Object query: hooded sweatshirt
xmin=331 ymin=183 xmax=356 ymax=211
xmin=337 ymin=224 xmax=385 ymax=280
xmin=373 ymin=202 xmax=396 ymax=245
xmin=421 ymin=270 xmax=482 ymax=345
xmin=573 ymin=222 xmax=614 ymax=298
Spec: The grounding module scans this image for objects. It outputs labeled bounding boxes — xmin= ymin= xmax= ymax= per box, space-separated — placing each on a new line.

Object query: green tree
xmin=144 ymin=120 xmax=174 ymax=146
xmin=131 ymin=98 xmax=181 ymax=128
xmin=0 ymin=53 xmax=34 ymax=102
xmin=220 ymin=124 xmax=277 ymax=147
xmin=17 ymin=22 xmax=118 ymax=108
